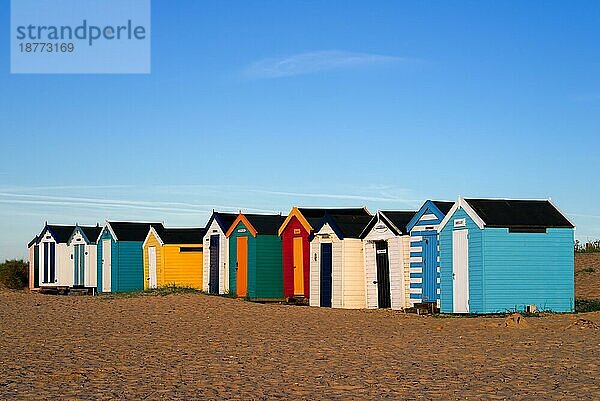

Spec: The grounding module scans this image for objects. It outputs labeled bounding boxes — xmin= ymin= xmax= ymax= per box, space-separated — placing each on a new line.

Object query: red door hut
xmin=278 ymin=207 xmax=371 ymax=300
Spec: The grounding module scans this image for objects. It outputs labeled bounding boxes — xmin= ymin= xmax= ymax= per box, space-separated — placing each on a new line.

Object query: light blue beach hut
xmin=438 ymin=198 xmax=575 ymax=314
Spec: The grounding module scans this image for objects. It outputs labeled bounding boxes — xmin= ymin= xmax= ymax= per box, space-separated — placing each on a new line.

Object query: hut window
xmin=508 ymin=227 xmax=547 ymax=233
xmin=180 ymin=247 xmax=202 ymax=253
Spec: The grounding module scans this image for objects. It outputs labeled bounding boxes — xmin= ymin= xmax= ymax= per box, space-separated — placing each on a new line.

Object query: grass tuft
xmin=576 ymin=267 xmax=597 ymax=275
xmin=575 ymin=299 xmax=600 ymax=313
xmin=99 ymin=284 xmax=203 ymax=299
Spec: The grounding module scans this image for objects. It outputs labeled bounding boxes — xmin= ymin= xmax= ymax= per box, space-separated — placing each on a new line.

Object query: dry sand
xmin=0 ymin=290 xmax=599 ymax=401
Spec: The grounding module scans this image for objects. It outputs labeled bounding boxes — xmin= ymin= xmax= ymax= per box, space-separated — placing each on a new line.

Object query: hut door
xmin=293 ymin=237 xmax=304 ymax=296
xmin=148 ymin=246 xmax=157 ymax=289
xmin=33 ymin=245 xmax=39 ymax=288
xmin=375 ymin=241 xmax=391 ymax=308
xmin=43 ymin=242 xmax=56 ymax=283
xmin=42 ymin=243 xmax=49 ymax=283
xmin=102 ymin=239 xmax=112 ymax=292
xmin=236 ymin=236 xmax=248 ymax=297
xmin=209 ymin=235 xmax=220 ymax=294
xmin=422 ymin=233 xmax=438 ymax=303
xmin=73 ymin=244 xmax=85 ymax=286
xmin=452 ymin=230 xmax=469 ymax=313
xmin=320 ymin=243 xmax=333 ymax=307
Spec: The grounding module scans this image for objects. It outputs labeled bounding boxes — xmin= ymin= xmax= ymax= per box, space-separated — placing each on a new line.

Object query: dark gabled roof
xmin=154 ymin=226 xmax=207 ymax=245
xmin=206 ymin=211 xmax=238 ymax=233
xmin=28 ymin=236 xmax=39 ymax=247
xmin=360 ymin=211 xmax=417 ymax=238
xmin=42 ymin=225 xmax=76 ymax=243
xmin=80 ymin=225 xmax=102 ymax=244
xmin=313 ymin=213 xmax=373 ymax=240
xmin=243 ymin=214 xmax=287 ymax=235
xmin=432 ymin=201 xmax=454 ymax=215
xmin=298 ymin=207 xmax=370 ymax=228
xmin=380 ymin=211 xmax=417 ymax=234
xmin=465 ymin=199 xmax=574 ymax=229
xmin=109 ymin=222 xmax=164 ymax=241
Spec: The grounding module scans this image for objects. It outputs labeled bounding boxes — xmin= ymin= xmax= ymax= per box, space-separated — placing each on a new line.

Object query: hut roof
xmin=464 ymin=199 xmax=574 ymax=229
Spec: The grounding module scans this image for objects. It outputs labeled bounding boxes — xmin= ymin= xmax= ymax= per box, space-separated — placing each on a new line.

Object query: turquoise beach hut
xmin=96 ymin=221 xmax=163 ymax=293
xmin=438 ymin=198 xmax=575 ymax=314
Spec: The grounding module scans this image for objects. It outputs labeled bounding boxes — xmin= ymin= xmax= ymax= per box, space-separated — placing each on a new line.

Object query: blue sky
xmin=1 ymin=1 xmax=599 ymax=260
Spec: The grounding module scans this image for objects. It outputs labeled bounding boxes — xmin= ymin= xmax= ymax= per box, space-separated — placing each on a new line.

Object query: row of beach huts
xmin=26 ymin=197 xmax=576 ymax=314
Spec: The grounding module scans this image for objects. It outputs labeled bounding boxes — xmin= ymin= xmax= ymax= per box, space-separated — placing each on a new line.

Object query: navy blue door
xmin=209 ymin=235 xmax=220 ymax=294
xmin=43 ymin=242 xmax=49 ymax=283
xmin=422 ymin=233 xmax=437 ymax=303
xmin=49 ymin=242 xmax=56 ymax=283
xmin=43 ymin=242 xmax=56 ymax=284
xmin=320 ymin=243 xmax=333 ymax=307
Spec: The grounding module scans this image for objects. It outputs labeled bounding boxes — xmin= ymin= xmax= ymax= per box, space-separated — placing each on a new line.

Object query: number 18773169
xmin=19 ymin=43 xmax=74 ymax=53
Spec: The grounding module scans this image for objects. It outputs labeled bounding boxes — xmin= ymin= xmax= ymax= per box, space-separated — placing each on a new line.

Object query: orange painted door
xmin=293 ymin=237 xmax=304 ymax=296
xmin=236 ymin=236 xmax=248 ymax=297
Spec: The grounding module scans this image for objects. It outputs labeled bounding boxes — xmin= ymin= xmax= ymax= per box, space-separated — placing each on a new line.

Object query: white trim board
xmin=438 ymin=197 xmax=485 ymax=231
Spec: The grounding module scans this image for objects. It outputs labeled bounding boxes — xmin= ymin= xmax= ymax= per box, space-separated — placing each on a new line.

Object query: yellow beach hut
xmin=142 ymin=225 xmax=206 ymax=289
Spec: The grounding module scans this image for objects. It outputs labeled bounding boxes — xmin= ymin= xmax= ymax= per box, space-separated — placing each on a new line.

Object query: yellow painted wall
xmin=144 ymin=232 xmax=203 ymax=289
xmin=162 ymin=244 xmax=203 ymax=289
xmin=143 ymin=231 xmax=164 ymax=290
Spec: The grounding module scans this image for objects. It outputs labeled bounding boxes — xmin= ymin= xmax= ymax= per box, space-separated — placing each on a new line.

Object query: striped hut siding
xmin=409 ymin=221 xmax=441 ymax=304
xmin=406 ymin=202 xmax=453 ymax=306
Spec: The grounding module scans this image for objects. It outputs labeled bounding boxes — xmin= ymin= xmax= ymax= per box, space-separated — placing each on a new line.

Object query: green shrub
xmin=575 ymin=299 xmax=600 ymax=313
xmin=575 ymin=239 xmax=600 ymax=253
xmin=0 ymin=259 xmax=29 ymax=289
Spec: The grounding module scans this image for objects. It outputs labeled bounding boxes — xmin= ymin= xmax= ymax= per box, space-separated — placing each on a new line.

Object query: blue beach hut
xmin=405 ymin=200 xmax=454 ymax=307
xmin=96 ymin=221 xmax=164 ymax=293
xmin=438 ymin=198 xmax=575 ymax=314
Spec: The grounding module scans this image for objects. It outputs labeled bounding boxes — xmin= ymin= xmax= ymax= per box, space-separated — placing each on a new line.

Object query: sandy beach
xmin=0 ymin=255 xmax=598 ymax=400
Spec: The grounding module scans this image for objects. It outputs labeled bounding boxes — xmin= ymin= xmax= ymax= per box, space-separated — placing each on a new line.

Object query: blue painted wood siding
xmin=409 ymin=206 xmax=444 ymax=304
xmin=115 ymin=241 xmax=145 ymax=292
xmin=96 ymin=227 xmax=145 ymax=293
xmin=480 ymin=227 xmax=574 ymax=313
xmin=440 ymin=207 xmax=574 ymax=313
xmin=439 ymin=208 xmax=483 ymax=313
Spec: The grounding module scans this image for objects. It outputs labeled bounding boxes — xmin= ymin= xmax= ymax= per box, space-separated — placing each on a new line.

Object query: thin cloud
xmin=567 ymin=213 xmax=600 ymax=219
xmin=0 ymin=193 xmax=278 ymax=215
xmin=244 ymin=188 xmax=418 ymax=203
xmin=243 ymin=50 xmax=414 ymax=79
